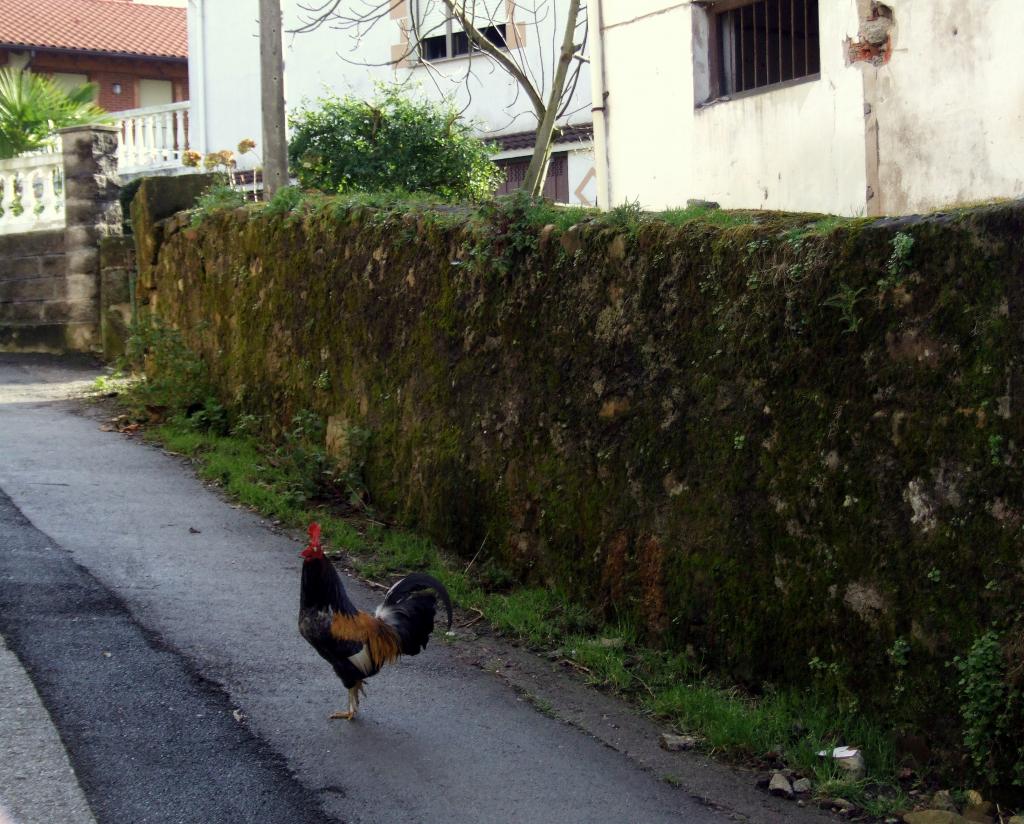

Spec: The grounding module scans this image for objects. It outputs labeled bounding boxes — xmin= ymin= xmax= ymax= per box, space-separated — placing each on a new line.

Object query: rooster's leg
xmin=328 ymin=683 xmax=362 ymax=721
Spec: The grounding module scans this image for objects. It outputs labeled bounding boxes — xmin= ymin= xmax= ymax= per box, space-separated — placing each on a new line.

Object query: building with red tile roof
xmin=0 ymin=0 xmax=187 ymax=112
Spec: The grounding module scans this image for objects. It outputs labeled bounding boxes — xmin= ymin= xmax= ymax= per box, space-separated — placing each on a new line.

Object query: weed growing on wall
xmin=878 ymin=230 xmax=916 ymax=290
xmin=122 ymin=321 xmax=216 ymax=415
xmin=887 ymin=231 xmax=915 ymax=278
xmin=463 ymin=192 xmax=548 ymax=276
xmin=822 ymin=283 xmax=866 ymax=334
xmin=263 ymin=185 xmax=305 ymax=217
xmin=190 ymin=184 xmax=246 ymax=227
xmin=955 ymin=631 xmax=1024 ymax=789
xmin=605 ymin=198 xmax=647 ymax=235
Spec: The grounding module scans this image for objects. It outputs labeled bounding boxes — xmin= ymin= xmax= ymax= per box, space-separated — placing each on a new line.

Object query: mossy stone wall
xmin=141 ymin=191 xmax=1024 ymax=731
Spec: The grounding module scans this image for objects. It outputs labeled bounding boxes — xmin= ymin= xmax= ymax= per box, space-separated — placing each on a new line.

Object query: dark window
xmin=419 ymin=21 xmax=507 ymax=61
xmin=495 ymin=152 xmax=569 ymax=203
xmin=715 ymin=0 xmax=820 ymax=96
xmin=481 ymin=25 xmax=507 ymax=47
xmin=421 ymin=34 xmax=448 ymax=61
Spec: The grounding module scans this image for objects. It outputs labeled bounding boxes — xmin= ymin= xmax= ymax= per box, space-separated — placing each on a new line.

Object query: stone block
xmin=42 ymin=299 xmax=96 ymax=323
xmin=64 ymin=175 xmax=118 ymax=202
xmin=64 ymin=273 xmax=98 ymax=302
xmin=102 ymin=301 xmax=132 ymax=361
xmin=64 ymin=321 xmax=100 ymax=353
xmin=0 ymin=230 xmax=64 ymax=258
xmin=0 ymin=277 xmax=57 ymax=302
xmin=60 ymin=125 xmax=118 ymax=168
xmin=131 ymin=173 xmax=216 ymax=284
xmin=99 ymin=236 xmax=136 ymax=270
xmin=65 ymin=247 xmax=99 ymax=275
xmin=39 ymin=254 xmax=67 ymax=278
xmin=0 ymin=300 xmax=44 ymax=323
xmin=101 ymin=268 xmax=132 ymax=304
xmin=1 ymin=256 xmax=42 ymax=279
xmin=65 ymin=224 xmax=102 ymax=250
xmin=0 ymin=322 xmax=72 ymax=353
xmin=903 ymin=812 xmax=969 ymax=824
xmin=64 ymin=198 xmax=97 ymax=225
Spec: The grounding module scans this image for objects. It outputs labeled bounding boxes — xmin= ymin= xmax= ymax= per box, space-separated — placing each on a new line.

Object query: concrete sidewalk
xmin=0 ymin=635 xmax=96 ymax=824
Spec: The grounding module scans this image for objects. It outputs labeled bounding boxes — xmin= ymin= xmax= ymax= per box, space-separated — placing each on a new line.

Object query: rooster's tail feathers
xmin=381 ymin=573 xmax=453 ymax=630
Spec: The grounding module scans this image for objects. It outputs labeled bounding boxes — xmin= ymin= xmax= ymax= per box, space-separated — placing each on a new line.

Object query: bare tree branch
xmin=441 ymin=0 xmax=546 ymax=118
xmin=288 ymin=0 xmax=590 ymax=200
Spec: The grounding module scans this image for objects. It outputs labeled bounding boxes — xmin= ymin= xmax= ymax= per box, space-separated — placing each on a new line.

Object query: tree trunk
xmin=259 ymin=0 xmax=288 ymax=199
xmin=522 ymin=0 xmax=581 ymax=198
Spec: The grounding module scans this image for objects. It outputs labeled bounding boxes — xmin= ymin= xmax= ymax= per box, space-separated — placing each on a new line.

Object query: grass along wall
xmin=135 ymin=185 xmax=1024 ymax=781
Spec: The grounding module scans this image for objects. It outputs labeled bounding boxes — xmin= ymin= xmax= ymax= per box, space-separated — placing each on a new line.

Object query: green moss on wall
xmin=140 ymin=189 xmax=1024 ymax=747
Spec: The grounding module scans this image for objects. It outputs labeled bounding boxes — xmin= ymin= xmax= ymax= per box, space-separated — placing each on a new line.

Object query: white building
xmin=187 ymin=0 xmax=598 ymax=204
xmin=590 ymin=0 xmax=1024 ymax=216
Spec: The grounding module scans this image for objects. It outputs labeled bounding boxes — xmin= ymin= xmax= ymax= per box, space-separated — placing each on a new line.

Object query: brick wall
xmin=0 ymin=49 xmax=188 ymax=113
xmin=93 ymin=71 xmax=140 ymax=110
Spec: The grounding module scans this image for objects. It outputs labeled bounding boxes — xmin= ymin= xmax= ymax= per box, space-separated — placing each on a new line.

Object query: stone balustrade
xmin=0 ymin=151 xmax=65 ymax=236
xmin=116 ymin=101 xmax=191 ymax=173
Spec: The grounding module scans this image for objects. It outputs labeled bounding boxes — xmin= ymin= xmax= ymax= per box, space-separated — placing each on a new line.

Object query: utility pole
xmin=259 ymin=0 xmax=288 ymax=199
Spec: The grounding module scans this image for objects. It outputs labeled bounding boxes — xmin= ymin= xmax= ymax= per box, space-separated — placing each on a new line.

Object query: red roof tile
xmin=0 ymin=0 xmax=187 ymax=60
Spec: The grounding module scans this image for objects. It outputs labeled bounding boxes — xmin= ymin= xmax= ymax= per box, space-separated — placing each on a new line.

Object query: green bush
xmin=288 ymin=84 xmax=502 ymax=201
xmin=122 ymin=322 xmax=227 ymax=435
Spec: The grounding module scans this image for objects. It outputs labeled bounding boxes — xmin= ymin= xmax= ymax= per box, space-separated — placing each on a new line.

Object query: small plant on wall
xmin=183 ymin=138 xmax=261 ymax=200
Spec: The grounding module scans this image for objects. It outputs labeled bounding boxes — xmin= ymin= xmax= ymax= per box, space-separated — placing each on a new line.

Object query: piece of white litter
xmin=817 ymin=746 xmax=860 ymax=759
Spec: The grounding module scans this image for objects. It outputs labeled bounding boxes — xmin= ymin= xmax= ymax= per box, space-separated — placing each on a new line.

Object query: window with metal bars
xmin=714 ymin=0 xmax=820 ymax=97
xmin=420 ymin=22 xmax=507 ymax=61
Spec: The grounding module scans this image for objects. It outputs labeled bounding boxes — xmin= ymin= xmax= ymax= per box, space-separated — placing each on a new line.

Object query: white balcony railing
xmin=116 ymin=101 xmax=191 ymax=173
xmin=0 ymin=151 xmax=65 ymax=236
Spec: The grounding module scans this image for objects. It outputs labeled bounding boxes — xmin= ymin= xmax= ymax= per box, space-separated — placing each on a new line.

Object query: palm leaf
xmin=0 ymin=69 xmax=111 ymax=159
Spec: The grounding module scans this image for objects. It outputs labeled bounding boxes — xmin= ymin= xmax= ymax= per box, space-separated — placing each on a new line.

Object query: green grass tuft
xmin=656 ymin=205 xmax=758 ymax=228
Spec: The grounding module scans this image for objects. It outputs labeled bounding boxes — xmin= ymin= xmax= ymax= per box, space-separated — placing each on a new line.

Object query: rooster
xmin=298 ymin=523 xmax=453 ymax=720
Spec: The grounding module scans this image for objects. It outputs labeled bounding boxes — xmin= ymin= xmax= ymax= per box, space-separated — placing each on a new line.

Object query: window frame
xmin=418 ymin=18 xmax=509 ymax=63
xmin=702 ymin=0 xmax=821 ymax=103
xmin=494 ymin=151 xmax=570 ymax=202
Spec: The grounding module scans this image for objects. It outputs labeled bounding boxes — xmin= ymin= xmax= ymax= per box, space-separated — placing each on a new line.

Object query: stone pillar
xmin=59 ymin=124 xmax=122 ymax=352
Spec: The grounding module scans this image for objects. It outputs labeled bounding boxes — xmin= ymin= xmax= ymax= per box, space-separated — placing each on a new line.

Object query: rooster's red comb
xmin=307 ymin=522 xmax=321 ymax=545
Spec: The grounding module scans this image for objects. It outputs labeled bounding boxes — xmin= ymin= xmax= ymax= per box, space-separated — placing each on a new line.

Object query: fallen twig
xmin=631 ymin=671 xmax=656 ymax=698
xmin=464 ymin=530 xmax=490 ymax=575
xmin=459 ymin=607 xmax=485 ymax=628
xmin=557 ymin=658 xmax=592 ymax=675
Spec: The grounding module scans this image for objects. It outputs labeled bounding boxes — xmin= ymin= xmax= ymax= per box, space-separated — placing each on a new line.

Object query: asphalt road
xmin=0 ymin=355 xmax=820 ymax=824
